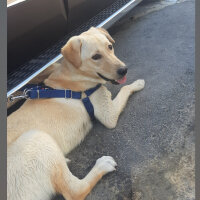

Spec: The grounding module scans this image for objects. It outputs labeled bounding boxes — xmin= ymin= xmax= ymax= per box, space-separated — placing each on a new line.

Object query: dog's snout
xmin=117 ymin=67 xmax=128 ymax=76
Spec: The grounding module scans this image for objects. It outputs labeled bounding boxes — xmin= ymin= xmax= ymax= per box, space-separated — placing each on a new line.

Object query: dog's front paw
xmin=130 ymin=79 xmax=145 ymax=92
xmin=95 ymin=156 xmax=117 ymax=174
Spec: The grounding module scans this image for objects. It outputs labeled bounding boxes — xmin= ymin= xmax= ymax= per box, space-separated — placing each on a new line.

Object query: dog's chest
xmin=52 ymin=98 xmax=93 ymax=154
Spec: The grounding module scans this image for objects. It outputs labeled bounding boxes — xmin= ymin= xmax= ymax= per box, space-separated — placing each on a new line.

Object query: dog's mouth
xmin=97 ymin=73 xmax=127 ymax=85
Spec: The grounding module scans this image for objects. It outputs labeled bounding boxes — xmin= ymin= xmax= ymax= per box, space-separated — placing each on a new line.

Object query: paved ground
xmin=53 ymin=0 xmax=195 ymax=199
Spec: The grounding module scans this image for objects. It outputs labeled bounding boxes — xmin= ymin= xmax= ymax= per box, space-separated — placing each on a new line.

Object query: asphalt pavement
xmin=53 ymin=0 xmax=195 ymax=199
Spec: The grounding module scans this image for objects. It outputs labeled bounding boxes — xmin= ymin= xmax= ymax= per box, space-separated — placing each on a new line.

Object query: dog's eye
xmin=92 ymin=54 xmax=102 ymax=60
xmin=108 ymin=44 xmax=113 ymax=50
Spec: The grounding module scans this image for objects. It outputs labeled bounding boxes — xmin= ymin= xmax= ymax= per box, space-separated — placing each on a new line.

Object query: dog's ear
xmin=61 ymin=36 xmax=82 ymax=68
xmin=97 ymin=27 xmax=115 ymax=44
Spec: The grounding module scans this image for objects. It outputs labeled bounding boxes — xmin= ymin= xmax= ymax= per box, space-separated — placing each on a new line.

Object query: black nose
xmin=117 ymin=67 xmax=128 ymax=76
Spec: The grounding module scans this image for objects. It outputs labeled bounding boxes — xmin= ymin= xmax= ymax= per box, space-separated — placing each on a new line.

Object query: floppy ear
xmin=61 ymin=36 xmax=82 ymax=68
xmin=97 ymin=27 xmax=115 ymax=43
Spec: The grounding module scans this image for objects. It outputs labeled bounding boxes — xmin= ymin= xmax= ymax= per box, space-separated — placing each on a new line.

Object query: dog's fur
xmin=7 ymin=27 xmax=145 ymax=200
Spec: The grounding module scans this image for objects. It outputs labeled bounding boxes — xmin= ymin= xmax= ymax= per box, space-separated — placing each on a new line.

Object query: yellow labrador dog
xmin=7 ymin=27 xmax=145 ymax=200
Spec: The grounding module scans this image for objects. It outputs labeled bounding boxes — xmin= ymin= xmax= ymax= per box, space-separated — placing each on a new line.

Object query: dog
xmin=7 ymin=27 xmax=145 ymax=200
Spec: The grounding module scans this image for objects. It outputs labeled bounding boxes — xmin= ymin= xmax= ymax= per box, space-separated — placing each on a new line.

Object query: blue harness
xmin=19 ymin=83 xmax=102 ymax=120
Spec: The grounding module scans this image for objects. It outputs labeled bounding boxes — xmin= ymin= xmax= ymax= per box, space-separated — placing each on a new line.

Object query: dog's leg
xmin=53 ymin=156 xmax=117 ymax=200
xmin=93 ymin=79 xmax=145 ymax=129
xmin=113 ymin=79 xmax=145 ymax=115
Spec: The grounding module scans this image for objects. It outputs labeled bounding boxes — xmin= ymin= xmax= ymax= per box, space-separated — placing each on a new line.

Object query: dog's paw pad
xmin=131 ymin=79 xmax=145 ymax=91
xmin=95 ymin=156 xmax=117 ymax=174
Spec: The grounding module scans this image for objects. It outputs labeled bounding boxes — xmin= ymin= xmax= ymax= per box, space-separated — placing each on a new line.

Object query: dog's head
xmin=61 ymin=27 xmax=127 ymax=84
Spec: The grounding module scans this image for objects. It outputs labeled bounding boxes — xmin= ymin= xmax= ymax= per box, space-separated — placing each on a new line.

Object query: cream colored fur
xmin=7 ymin=27 xmax=145 ymax=200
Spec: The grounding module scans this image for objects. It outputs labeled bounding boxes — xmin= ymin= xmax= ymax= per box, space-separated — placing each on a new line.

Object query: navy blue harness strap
xmin=22 ymin=83 xmax=101 ymax=120
xmin=28 ymin=89 xmax=82 ymax=99
xmin=82 ymin=97 xmax=95 ymax=120
xmin=82 ymin=84 xmax=102 ymax=120
xmin=84 ymin=84 xmax=101 ymax=96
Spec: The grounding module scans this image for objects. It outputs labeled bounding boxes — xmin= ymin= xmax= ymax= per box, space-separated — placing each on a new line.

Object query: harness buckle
xmin=64 ymin=90 xmax=72 ymax=98
xmin=37 ymin=89 xmax=40 ymax=99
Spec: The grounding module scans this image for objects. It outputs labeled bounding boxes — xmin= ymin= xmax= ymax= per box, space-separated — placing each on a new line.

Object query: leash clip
xmin=8 ymin=88 xmax=31 ymax=102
